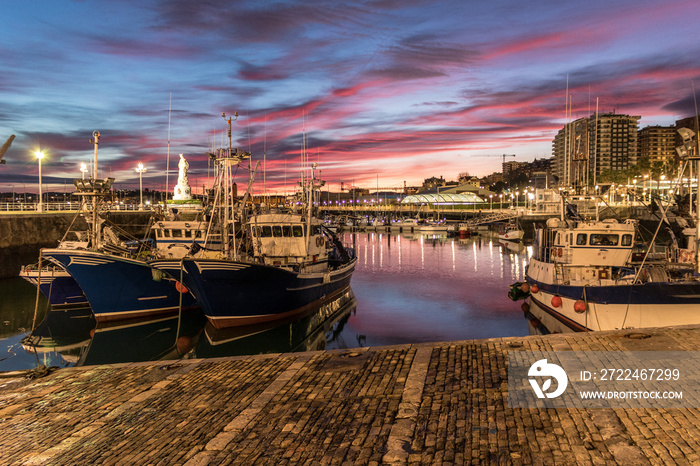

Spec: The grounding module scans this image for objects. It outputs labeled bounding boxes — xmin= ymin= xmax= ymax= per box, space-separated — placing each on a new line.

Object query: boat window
xmin=185 ymin=230 xmax=192 ymax=238
xmin=576 ymin=234 xmax=587 ymax=245
xmin=261 ymin=226 xmax=272 ymax=237
xmin=172 ymin=229 xmax=183 ymax=238
xmin=293 ymin=225 xmax=304 ymax=237
xmin=253 ymin=226 xmax=261 ymax=237
xmin=590 ymin=234 xmax=618 ymax=246
xmin=282 ymin=226 xmax=292 ymax=237
xmin=272 ymin=226 xmax=283 ymax=237
xmin=163 ymin=230 xmax=170 ymax=238
xmin=195 ymin=230 xmax=203 ymax=239
xmin=312 ymin=225 xmax=321 ymax=235
xmin=621 ymin=234 xmax=632 ymax=246
xmin=569 ymin=233 xmax=573 ymax=244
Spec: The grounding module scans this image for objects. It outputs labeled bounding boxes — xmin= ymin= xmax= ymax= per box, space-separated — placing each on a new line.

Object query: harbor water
xmin=0 ymin=231 xmax=531 ymax=372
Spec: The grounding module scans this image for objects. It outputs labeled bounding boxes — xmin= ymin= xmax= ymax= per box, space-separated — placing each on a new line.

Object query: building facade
xmin=552 ymin=112 xmax=640 ymax=190
xmin=638 ymin=125 xmax=676 ymax=165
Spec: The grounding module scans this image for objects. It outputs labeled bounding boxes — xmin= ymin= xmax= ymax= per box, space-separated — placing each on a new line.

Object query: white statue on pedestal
xmin=173 ymin=153 xmax=192 ymax=200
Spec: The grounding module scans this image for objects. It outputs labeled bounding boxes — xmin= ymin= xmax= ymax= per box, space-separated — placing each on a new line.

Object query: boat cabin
xmin=153 ymin=221 xmax=210 ymax=258
xmin=249 ymin=213 xmax=328 ymax=266
xmin=541 ymin=218 xmax=636 ymax=267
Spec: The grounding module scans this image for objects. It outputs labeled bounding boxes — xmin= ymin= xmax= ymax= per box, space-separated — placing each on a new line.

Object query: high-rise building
xmin=638 ymin=125 xmax=676 ymax=165
xmin=552 ymin=112 xmax=640 ymax=189
xmin=590 ymin=112 xmax=640 ymax=175
xmin=552 ymin=117 xmax=591 ymax=190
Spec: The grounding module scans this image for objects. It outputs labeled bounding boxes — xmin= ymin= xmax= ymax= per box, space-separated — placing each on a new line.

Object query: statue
xmin=173 ymin=153 xmax=192 ymax=200
xmin=178 ymin=154 xmax=189 ymax=183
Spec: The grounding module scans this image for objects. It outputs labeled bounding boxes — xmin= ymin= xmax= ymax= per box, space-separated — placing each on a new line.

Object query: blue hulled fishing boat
xmin=150 ymin=116 xmax=356 ymax=329
xmin=41 ymin=131 xmax=199 ymax=322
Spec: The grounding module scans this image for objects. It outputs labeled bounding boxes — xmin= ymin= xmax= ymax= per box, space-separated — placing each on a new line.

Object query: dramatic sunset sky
xmin=1 ymin=0 xmax=699 ymax=195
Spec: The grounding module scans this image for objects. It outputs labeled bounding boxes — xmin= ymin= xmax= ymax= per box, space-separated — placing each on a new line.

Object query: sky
xmin=1 ymin=0 xmax=699 ymax=196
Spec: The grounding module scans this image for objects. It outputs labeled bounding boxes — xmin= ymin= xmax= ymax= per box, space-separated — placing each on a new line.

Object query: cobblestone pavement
xmin=2 ymin=326 xmax=700 ymax=465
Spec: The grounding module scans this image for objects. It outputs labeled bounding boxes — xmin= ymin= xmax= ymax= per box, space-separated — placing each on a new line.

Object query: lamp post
xmin=499 ymin=193 xmax=503 ymax=210
xmin=489 ymin=194 xmax=493 ymax=210
xmin=80 ymin=162 xmax=88 ymax=180
xmin=135 ymin=162 xmax=147 ymax=210
xmin=644 ymin=174 xmax=649 ymax=203
xmin=35 ymin=150 xmax=44 ymax=212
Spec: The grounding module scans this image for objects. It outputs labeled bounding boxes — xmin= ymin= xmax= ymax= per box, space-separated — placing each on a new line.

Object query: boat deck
xmin=2 ymin=326 xmax=700 ymax=465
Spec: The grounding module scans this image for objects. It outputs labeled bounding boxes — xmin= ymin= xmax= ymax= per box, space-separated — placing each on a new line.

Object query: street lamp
xmin=489 ymin=194 xmax=493 ymax=210
xmin=35 ymin=150 xmax=44 ymax=212
xmin=80 ymin=162 xmax=88 ymax=180
xmin=135 ymin=162 xmax=147 ymax=210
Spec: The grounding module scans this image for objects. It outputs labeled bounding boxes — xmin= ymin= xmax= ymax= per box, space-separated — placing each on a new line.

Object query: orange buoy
xmin=89 ymin=328 xmax=96 ymax=338
xmin=521 ymin=301 xmax=530 ymax=313
xmin=531 ymin=284 xmax=539 ymax=294
xmin=530 ymin=318 xmax=540 ymax=328
xmin=551 ymin=295 xmax=562 ymax=308
xmin=574 ymin=299 xmax=587 ymax=313
xmin=520 ymin=282 xmax=530 ymax=293
xmin=175 ymin=281 xmax=188 ymax=294
xmin=176 ymin=336 xmax=193 ymax=355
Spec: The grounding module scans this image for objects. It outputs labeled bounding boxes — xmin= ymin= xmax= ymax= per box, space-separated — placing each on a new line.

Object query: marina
xmin=3 ymin=2 xmax=700 ymax=464
xmin=1 ymin=231 xmax=530 ymax=372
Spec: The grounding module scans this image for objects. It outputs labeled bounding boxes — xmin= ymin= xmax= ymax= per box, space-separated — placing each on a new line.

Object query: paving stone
xmin=1 ymin=326 xmax=699 ymax=464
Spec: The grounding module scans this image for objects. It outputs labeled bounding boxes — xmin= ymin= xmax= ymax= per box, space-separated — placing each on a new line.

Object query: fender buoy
xmin=520 ymin=282 xmax=530 ymax=293
xmin=551 ymin=295 xmax=562 ymax=308
xmin=574 ymin=299 xmax=587 ymax=313
xmin=521 ymin=301 xmax=530 ymax=313
xmin=531 ymin=284 xmax=539 ymax=294
xmin=175 ymin=281 xmax=188 ymax=294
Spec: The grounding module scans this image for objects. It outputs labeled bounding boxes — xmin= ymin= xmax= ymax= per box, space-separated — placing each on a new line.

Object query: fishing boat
xmin=512 ymin=129 xmax=700 ymax=332
xmin=149 ymin=120 xmax=357 ymax=329
xmin=510 ymin=192 xmax=700 ymax=331
xmin=498 ymin=219 xmax=524 ymax=242
xmin=41 ymin=132 xmax=199 ymax=322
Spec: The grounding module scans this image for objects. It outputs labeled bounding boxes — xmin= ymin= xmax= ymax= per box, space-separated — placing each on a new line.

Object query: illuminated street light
xmin=135 ymin=162 xmax=147 ymax=210
xmin=80 ymin=162 xmax=88 ymax=180
xmin=35 ymin=150 xmax=44 ymax=212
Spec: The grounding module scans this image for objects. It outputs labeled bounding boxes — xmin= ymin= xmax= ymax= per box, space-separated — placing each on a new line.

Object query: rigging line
xmin=166 ymin=93 xmax=172 ymax=207
xmin=630 ymin=169 xmax=684 ymax=285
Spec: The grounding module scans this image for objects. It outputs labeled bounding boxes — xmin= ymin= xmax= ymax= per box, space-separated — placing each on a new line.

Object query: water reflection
xmin=4 ymin=232 xmax=533 ymax=371
xmin=20 ymin=290 xmax=357 ymax=368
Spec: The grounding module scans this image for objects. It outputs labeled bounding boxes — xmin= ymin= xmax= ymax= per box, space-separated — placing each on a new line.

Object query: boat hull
xmin=19 ymin=267 xmax=89 ymax=309
xmin=526 ymin=272 xmax=700 ymax=331
xmin=150 ymin=258 xmax=356 ymax=329
xmin=499 ymin=229 xmax=524 ymax=242
xmin=42 ymin=249 xmax=198 ymax=322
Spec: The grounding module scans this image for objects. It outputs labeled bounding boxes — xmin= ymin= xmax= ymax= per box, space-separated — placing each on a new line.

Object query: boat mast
xmin=90 ymin=131 xmax=100 ymax=250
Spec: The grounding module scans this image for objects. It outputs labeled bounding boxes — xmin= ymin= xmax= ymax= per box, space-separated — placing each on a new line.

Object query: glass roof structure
xmin=400 ymin=192 xmax=485 ymax=205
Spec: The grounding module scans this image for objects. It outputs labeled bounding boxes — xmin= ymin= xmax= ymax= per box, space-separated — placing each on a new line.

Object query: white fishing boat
xmin=498 ymin=219 xmax=524 ymax=242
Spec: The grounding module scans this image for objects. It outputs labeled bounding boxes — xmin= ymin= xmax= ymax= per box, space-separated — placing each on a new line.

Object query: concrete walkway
xmin=1 ymin=326 xmax=699 ymax=465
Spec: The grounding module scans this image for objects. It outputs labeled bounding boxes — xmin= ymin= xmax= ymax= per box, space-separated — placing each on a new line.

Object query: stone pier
xmin=1 ymin=326 xmax=699 ymax=465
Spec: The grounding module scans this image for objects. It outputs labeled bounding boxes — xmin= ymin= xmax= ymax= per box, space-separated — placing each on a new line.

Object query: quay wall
xmin=0 ymin=212 xmax=152 ymax=278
